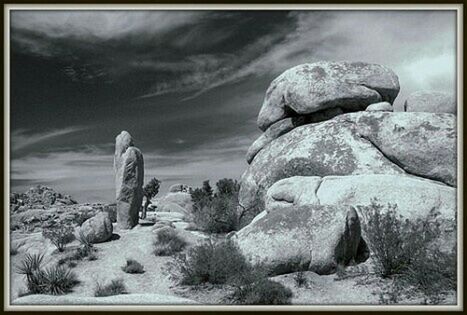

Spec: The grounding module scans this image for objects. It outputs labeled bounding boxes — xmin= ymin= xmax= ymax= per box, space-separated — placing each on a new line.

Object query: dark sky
xmin=9 ymin=10 xmax=457 ymax=203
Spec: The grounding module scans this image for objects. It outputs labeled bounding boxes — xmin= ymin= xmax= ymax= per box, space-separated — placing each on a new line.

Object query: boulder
xmin=239 ymin=111 xmax=456 ymax=211
xmin=157 ymin=202 xmax=191 ymax=217
xmin=114 ymin=131 xmax=144 ymax=229
xmin=79 ymin=212 xmax=113 ymax=243
xmin=158 ymin=192 xmax=193 ymax=214
xmin=266 ymin=175 xmax=456 ymax=222
xmin=257 ymin=61 xmax=400 ymax=131
xmin=168 ymin=183 xmax=191 ymax=193
xmin=404 ymin=90 xmax=456 ymax=114
xmin=365 ymin=101 xmax=393 ymax=112
xmin=232 ymin=205 xmax=369 ymax=275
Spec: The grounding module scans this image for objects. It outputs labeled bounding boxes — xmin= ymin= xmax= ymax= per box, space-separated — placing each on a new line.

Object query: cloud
xmin=11 ymin=11 xmax=204 ymax=42
xmin=11 ymin=126 xmax=87 ymax=151
xmin=136 ymin=10 xmax=456 ymax=102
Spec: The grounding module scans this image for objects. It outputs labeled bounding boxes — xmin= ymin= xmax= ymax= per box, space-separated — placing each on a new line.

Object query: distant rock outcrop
xmin=114 ymin=131 xmax=144 ymax=229
xmin=79 ymin=211 xmax=113 ymax=243
xmin=168 ymin=183 xmax=191 ymax=193
xmin=10 ymin=185 xmax=77 ymax=212
xmin=404 ymin=90 xmax=456 ymax=114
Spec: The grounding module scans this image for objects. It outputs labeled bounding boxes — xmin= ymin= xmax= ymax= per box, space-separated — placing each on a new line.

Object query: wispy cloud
xmin=11 ymin=126 xmax=87 ymax=151
xmin=11 ymin=11 xmax=204 ymax=43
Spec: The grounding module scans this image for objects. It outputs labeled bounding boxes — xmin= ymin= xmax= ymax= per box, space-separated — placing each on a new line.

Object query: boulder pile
xmin=233 ymin=61 xmax=457 ymax=275
xmin=10 ymin=185 xmax=77 ymax=212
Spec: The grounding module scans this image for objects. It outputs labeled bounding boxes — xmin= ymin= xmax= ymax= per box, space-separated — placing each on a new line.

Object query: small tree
xmin=141 ymin=177 xmax=160 ymax=219
xmin=42 ymin=224 xmax=75 ymax=252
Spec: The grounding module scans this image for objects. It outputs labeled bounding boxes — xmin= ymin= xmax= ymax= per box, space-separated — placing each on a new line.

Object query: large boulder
xmin=266 ymin=175 xmax=456 ymax=222
xmin=114 ymin=131 xmax=144 ymax=229
xmin=79 ymin=212 xmax=113 ymax=243
xmin=232 ymin=205 xmax=369 ymax=275
xmin=239 ymin=111 xmax=456 ymax=211
xmin=157 ymin=191 xmax=194 ymax=214
xmin=168 ymin=183 xmax=191 ymax=193
xmin=257 ymin=61 xmax=400 ymax=131
xmin=404 ymin=90 xmax=456 ymax=114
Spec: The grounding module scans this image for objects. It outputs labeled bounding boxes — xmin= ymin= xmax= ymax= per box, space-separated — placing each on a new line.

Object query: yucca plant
xmin=16 ymin=252 xmax=79 ymax=295
xmin=41 ymin=265 xmax=80 ymax=295
xmin=16 ymin=253 xmax=44 ymax=277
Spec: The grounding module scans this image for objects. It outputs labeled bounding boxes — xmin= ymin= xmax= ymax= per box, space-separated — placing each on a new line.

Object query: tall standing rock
xmin=114 ymin=131 xmax=144 ymax=229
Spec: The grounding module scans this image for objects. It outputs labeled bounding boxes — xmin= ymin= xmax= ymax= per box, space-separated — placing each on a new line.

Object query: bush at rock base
xmin=16 ymin=253 xmax=79 ymax=295
xmin=360 ymin=199 xmax=457 ymax=304
xmin=191 ymin=179 xmax=240 ymax=233
xmin=94 ymin=279 xmax=127 ymax=297
xmin=153 ymin=227 xmax=187 ymax=256
xmin=42 ymin=224 xmax=75 ymax=252
xmin=172 ymin=238 xmax=251 ymax=285
xmin=172 ymin=238 xmax=292 ymax=304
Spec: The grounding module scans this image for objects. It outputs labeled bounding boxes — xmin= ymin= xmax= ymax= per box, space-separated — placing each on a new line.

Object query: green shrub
xmin=173 ymin=238 xmax=252 ymax=285
xmin=153 ymin=227 xmax=187 ymax=256
xmin=42 ymin=224 xmax=75 ymax=252
xmin=16 ymin=253 xmax=79 ymax=295
xmin=121 ymin=259 xmax=145 ymax=274
xmin=94 ymin=279 xmax=127 ymax=297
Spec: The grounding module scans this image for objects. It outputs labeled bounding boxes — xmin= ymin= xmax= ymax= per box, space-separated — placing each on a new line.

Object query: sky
xmin=9 ymin=9 xmax=457 ymax=203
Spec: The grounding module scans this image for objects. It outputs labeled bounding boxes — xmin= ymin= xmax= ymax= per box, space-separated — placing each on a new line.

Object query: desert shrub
xmin=121 ymin=259 xmax=145 ymax=274
xmin=191 ymin=179 xmax=240 ymax=233
xmin=360 ymin=199 xmax=457 ymax=303
xmin=42 ymin=224 xmax=75 ymax=252
xmin=142 ymin=177 xmax=161 ymax=219
xmin=153 ymin=227 xmax=187 ymax=256
xmin=172 ymin=238 xmax=252 ymax=285
xmin=230 ymin=277 xmax=292 ymax=305
xmin=402 ymin=245 xmax=457 ymax=304
xmin=16 ymin=253 xmax=79 ymax=295
xmin=191 ymin=180 xmax=214 ymax=210
xmin=94 ymin=279 xmax=127 ymax=297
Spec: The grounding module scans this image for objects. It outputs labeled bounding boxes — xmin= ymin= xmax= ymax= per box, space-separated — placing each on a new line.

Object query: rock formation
xmin=79 ymin=212 xmax=113 ymax=243
xmin=114 ymin=131 xmax=144 ymax=229
xmin=404 ymin=90 xmax=456 ymax=114
xmin=168 ymin=183 xmax=191 ymax=193
xmin=234 ymin=61 xmax=457 ymax=275
xmin=10 ymin=185 xmax=77 ymax=212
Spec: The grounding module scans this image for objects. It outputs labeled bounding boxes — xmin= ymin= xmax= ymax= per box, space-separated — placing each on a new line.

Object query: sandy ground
xmin=10 ymin=211 xmax=457 ymax=306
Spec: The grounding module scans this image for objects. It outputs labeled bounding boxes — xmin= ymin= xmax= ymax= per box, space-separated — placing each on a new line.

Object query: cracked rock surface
xmin=257 ymin=61 xmax=400 ymax=131
xmin=239 ymin=111 xmax=456 ymax=211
